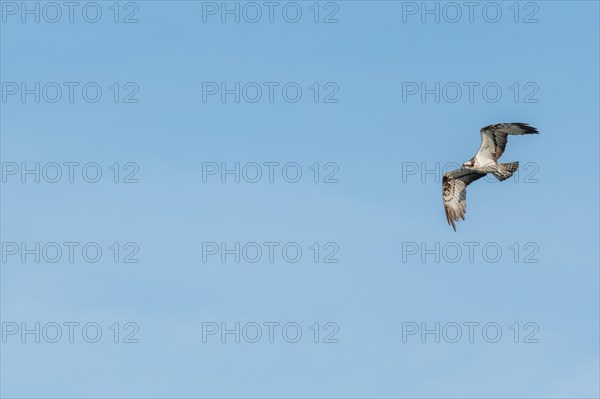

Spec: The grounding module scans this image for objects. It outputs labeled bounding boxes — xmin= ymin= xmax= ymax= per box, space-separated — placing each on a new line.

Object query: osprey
xmin=442 ymin=123 xmax=539 ymax=231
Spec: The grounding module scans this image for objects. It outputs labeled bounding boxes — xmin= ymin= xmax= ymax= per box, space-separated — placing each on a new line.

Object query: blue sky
xmin=1 ymin=1 xmax=599 ymax=398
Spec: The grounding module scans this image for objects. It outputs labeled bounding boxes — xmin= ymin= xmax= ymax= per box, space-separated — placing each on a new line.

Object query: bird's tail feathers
xmin=493 ymin=162 xmax=519 ymax=181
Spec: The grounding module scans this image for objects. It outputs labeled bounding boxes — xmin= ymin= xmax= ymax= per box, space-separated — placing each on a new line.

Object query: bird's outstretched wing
xmin=442 ymin=169 xmax=486 ymax=231
xmin=475 ymin=123 xmax=539 ymax=163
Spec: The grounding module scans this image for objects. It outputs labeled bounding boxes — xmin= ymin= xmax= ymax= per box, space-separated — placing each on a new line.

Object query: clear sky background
xmin=1 ymin=1 xmax=599 ymax=398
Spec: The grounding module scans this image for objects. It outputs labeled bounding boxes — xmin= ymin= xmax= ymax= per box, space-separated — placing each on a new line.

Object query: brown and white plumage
xmin=443 ymin=123 xmax=539 ymax=231
xmin=474 ymin=123 xmax=539 ymax=164
xmin=442 ymin=169 xmax=485 ymax=231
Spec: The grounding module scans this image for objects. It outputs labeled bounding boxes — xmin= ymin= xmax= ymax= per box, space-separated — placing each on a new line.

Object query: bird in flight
xmin=442 ymin=123 xmax=539 ymax=231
